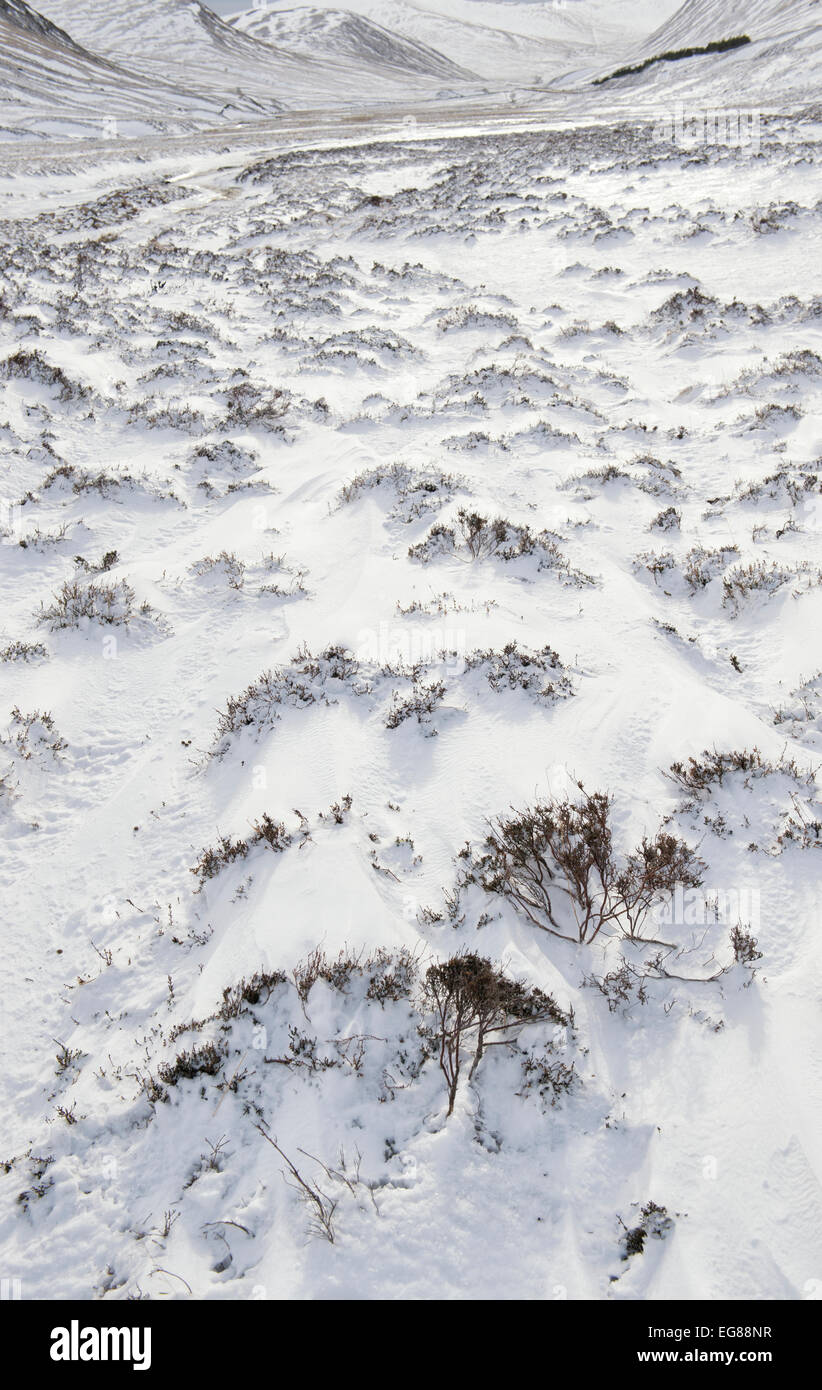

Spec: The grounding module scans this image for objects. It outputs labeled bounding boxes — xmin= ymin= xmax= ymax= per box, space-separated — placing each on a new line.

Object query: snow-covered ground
xmin=0 ymin=0 xmax=820 ymax=1303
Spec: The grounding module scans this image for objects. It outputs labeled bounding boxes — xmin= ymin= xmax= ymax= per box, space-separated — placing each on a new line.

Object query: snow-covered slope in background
xmin=0 ymin=0 xmax=223 ymax=138
xmin=3 ymin=0 xmax=819 ymax=142
xmin=585 ymin=0 xmax=822 ymax=103
xmin=231 ymin=0 xmax=682 ymax=83
xmin=641 ymin=0 xmax=821 ymax=51
xmin=30 ymin=0 xmax=480 ymax=126
xmin=226 ymin=7 xmax=473 ymax=80
xmin=233 ymin=1 xmax=568 ymax=83
xmin=232 ymin=0 xmax=822 ymax=102
xmin=1 ymin=0 xmax=79 ymax=45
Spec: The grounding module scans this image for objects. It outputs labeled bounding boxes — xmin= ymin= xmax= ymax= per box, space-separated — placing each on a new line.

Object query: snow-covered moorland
xmin=0 ymin=2 xmax=821 ymax=1304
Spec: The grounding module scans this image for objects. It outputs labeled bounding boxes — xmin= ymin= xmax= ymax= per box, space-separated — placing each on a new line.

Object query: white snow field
xmin=0 ymin=0 xmax=821 ymax=1302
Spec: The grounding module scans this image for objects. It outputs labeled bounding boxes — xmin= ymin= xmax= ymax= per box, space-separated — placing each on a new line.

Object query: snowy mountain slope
xmin=640 ymin=0 xmax=822 ymax=52
xmin=227 ymin=7 xmax=474 ymax=80
xmin=231 ymin=0 xmax=683 ymax=83
xmin=231 ymin=0 xmax=598 ymax=82
xmin=585 ymin=0 xmax=822 ymax=102
xmin=0 ymin=0 xmax=226 ymax=137
xmin=234 ymin=1 xmax=576 ymax=83
xmin=0 ymin=0 xmax=82 ymax=47
xmin=33 ymin=0 xmax=481 ymax=113
xmin=0 ymin=104 xmax=820 ymax=1300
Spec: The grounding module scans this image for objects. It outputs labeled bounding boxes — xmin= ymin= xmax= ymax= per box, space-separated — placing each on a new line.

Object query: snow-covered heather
xmin=0 ymin=15 xmax=821 ymax=1302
